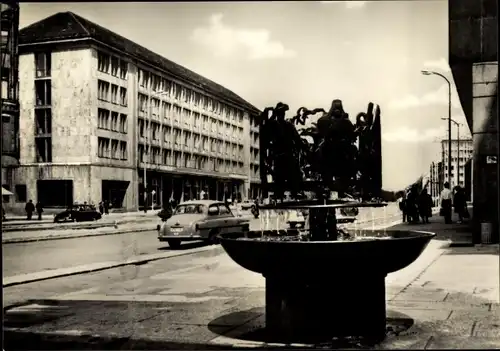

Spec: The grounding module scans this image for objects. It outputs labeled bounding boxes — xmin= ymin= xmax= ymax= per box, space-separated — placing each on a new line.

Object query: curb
xmin=1 ymin=217 xmax=154 ymax=233
xmin=3 ymin=245 xmax=218 ymax=287
xmin=2 ymin=227 xmax=157 ymax=245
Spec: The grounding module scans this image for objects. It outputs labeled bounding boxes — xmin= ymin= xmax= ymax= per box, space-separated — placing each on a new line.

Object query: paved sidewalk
xmin=4 ymin=216 xmax=499 ymax=349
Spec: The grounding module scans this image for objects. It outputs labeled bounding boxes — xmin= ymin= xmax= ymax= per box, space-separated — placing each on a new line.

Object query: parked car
xmin=157 ymin=200 xmax=250 ymax=249
xmin=53 ymin=203 xmax=102 ymax=223
xmin=240 ymin=201 xmax=255 ymax=211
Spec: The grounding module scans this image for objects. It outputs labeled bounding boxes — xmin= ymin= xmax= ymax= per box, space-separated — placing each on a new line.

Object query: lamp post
xmin=143 ymin=90 xmax=169 ymax=213
xmin=422 ymin=70 xmax=452 ymax=186
xmin=442 ymin=118 xmax=461 ymax=187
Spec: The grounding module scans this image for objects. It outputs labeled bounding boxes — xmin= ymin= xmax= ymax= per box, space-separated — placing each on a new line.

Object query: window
xmin=110 ymin=84 xmax=118 ymax=104
xmin=184 ymin=132 xmax=190 ymax=147
xmin=35 ymin=108 xmax=52 ymax=135
xmin=98 ymin=80 xmax=110 ymax=101
xmin=119 ymin=61 xmax=128 ymax=80
xmin=15 ymin=184 xmax=27 ymax=203
xmin=119 ymin=114 xmax=127 ymax=133
xmin=162 ymin=79 xmax=171 ymax=95
xmin=35 ymin=52 xmax=51 ymax=78
xmin=152 ymin=122 xmax=160 ymax=141
xmin=119 ymin=141 xmax=127 ymax=160
xmin=152 ymin=98 xmax=160 ymax=117
xmin=110 ymin=112 xmax=119 ymax=131
xmin=35 ymin=137 xmax=52 ymax=162
xmin=111 ymin=139 xmax=119 ymax=159
xmin=183 ymin=108 xmax=190 ymax=125
xmin=119 ymin=87 xmax=127 ymax=106
xmin=98 ymin=108 xmax=110 ymax=130
xmin=164 ymin=126 xmax=171 ymax=144
xmin=139 ymin=119 xmax=145 ymax=138
xmin=98 ymin=137 xmax=110 ymax=158
xmin=98 ymin=52 xmax=110 ymax=73
xmin=174 ymin=83 xmax=182 ymax=100
xmin=151 ymin=75 xmax=160 ymax=92
xmin=139 ymin=69 xmax=149 ymax=88
xmin=110 ymin=57 xmax=119 ymax=76
xmin=138 ymin=94 xmax=148 ymax=112
xmin=138 ymin=144 xmax=145 ymax=162
xmin=184 ymin=89 xmax=191 ymax=103
xmin=35 ymin=80 xmax=51 ymax=106
xmin=162 ymin=102 xmax=171 ymax=120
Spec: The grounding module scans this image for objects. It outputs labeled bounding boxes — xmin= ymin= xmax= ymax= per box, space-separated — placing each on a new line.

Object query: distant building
xmin=440 ymin=138 xmax=473 ymax=187
xmin=12 ymin=12 xmax=261 ymax=212
xmin=1 ymin=2 xmax=20 ymax=207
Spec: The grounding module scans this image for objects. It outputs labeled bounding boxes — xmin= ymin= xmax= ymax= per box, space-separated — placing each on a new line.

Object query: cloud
xmin=382 ymin=126 xmax=447 ymax=143
xmin=320 ymin=1 xmax=366 ymax=9
xmin=388 ymin=83 xmax=463 ymax=110
xmin=191 ymin=13 xmax=296 ymax=60
xmin=423 ymin=57 xmax=451 ymax=73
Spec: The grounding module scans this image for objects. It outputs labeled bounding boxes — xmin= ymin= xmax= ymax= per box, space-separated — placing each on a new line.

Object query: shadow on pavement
xmin=158 ymin=241 xmax=209 ymax=251
xmin=207 ymin=306 xmax=414 ymax=348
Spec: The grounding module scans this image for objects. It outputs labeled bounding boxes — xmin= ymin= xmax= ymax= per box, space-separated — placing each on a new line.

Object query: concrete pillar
xmin=472 ymin=62 xmax=498 ymax=244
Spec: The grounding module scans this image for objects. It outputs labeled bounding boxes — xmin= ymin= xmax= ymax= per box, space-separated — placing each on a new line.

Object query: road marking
xmin=3 ymin=245 xmax=219 ymax=287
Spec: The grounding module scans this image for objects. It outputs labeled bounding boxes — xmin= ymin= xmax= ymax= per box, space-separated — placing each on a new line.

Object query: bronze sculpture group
xmin=259 ymin=99 xmax=382 ymax=202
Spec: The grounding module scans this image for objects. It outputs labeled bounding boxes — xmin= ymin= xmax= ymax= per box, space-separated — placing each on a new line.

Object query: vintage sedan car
xmin=53 ymin=203 xmax=102 ymax=223
xmin=157 ymin=200 xmax=250 ymax=249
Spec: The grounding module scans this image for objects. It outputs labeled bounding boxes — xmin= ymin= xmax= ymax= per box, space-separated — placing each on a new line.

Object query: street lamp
xmin=143 ymin=90 xmax=169 ymax=212
xmin=422 ymin=70 xmax=452 ymax=186
xmin=441 ymin=118 xmax=462 ymax=187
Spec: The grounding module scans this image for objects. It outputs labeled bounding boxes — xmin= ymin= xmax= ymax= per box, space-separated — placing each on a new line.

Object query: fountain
xmin=219 ymin=100 xmax=435 ymax=343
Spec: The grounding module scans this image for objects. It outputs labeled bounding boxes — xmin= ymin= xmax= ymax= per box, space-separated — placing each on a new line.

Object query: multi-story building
xmin=1 ymin=2 xmax=20 ymax=207
xmin=12 ymin=11 xmax=261 ymax=212
xmin=440 ymin=138 xmax=473 ymax=187
xmin=428 ymin=161 xmax=442 ymax=204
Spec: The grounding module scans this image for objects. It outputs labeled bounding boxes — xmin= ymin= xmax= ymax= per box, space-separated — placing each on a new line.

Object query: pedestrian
xmin=35 ymin=201 xmax=44 ymax=220
xmin=103 ymin=200 xmax=109 ymax=215
xmin=406 ymin=186 xmax=419 ymax=223
xmin=453 ymin=186 xmax=467 ymax=224
xmin=398 ymin=193 xmax=407 ymax=223
xmin=439 ymin=182 xmax=453 ymax=224
xmin=25 ymin=200 xmax=35 ymax=220
xmin=418 ymin=188 xmax=433 ymax=224
xmin=98 ymin=201 xmax=104 ymax=215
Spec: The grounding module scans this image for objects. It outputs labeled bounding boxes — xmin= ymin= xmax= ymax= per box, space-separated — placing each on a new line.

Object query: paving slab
xmin=425 ymin=335 xmax=500 ymax=349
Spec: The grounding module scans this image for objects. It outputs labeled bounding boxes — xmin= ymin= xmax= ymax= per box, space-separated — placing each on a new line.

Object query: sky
xmin=19 ymin=1 xmax=470 ymax=191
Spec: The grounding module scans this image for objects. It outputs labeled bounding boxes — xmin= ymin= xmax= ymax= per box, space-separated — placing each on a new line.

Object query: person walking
xmin=398 ymin=193 xmax=407 ymax=223
xmin=406 ymin=186 xmax=419 ymax=223
xmin=35 ymin=201 xmax=43 ymax=220
xmin=98 ymin=201 xmax=104 ymax=215
xmin=418 ymin=188 xmax=433 ymax=224
xmin=25 ymin=200 xmax=35 ymax=220
xmin=453 ymin=186 xmax=467 ymax=224
xmin=439 ymin=182 xmax=453 ymax=224
xmin=103 ymin=200 xmax=110 ymax=215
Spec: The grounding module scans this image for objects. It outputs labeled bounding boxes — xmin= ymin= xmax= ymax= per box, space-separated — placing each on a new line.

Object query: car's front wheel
xmin=167 ymin=239 xmax=181 ymax=249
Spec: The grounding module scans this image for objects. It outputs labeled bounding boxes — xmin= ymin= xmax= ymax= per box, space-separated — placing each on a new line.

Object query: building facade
xmin=11 ymin=12 xmax=261 ymax=212
xmin=440 ymin=138 xmax=473 ymax=187
xmin=1 ymin=2 xmax=20 ymax=205
xmin=449 ymin=0 xmax=498 ymax=243
xmin=428 ymin=161 xmax=443 ymax=204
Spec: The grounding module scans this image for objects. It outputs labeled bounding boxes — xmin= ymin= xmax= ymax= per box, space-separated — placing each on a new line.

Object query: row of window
xmin=137 ymin=146 xmax=251 ymax=175
xmin=98 ymin=51 xmax=245 ymax=120
xmin=97 ymin=52 xmax=128 ymax=80
xmin=138 ymin=118 xmax=247 ymax=145
xmin=98 ymin=108 xmax=128 ymax=133
xmin=138 ymin=94 xmax=247 ymax=133
xmin=98 ymin=138 xmax=128 ymax=160
xmin=98 ymin=80 xmax=128 ymax=106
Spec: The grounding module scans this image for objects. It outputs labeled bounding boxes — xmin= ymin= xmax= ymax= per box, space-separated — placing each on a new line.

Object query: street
xmin=2 ymin=205 xmax=401 ymax=279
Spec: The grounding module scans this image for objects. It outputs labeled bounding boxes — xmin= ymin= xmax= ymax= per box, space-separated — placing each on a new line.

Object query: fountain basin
xmin=220 ymin=229 xmax=436 ymax=278
xmin=219 ymin=229 xmax=436 ymax=343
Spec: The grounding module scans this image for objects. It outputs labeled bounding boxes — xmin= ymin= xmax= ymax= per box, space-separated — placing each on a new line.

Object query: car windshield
xmin=174 ymin=204 xmax=207 ymax=215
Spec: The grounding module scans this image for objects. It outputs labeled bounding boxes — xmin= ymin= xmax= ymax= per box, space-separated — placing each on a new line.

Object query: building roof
xmin=19 ymin=11 xmax=260 ymax=114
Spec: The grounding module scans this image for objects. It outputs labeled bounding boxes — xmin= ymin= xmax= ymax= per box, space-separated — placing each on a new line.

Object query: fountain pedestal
xmin=265 ymin=272 xmax=387 ymax=343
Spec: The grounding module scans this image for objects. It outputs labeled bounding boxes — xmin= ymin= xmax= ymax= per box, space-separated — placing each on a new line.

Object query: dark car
xmin=54 ymin=203 xmax=102 ymax=223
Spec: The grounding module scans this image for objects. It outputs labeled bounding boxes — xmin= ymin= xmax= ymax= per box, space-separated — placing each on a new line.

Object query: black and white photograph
xmin=1 ymin=0 xmax=499 ymax=349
